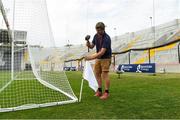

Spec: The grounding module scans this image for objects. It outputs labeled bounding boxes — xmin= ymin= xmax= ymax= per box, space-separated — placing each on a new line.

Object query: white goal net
xmin=0 ymin=0 xmax=77 ymax=112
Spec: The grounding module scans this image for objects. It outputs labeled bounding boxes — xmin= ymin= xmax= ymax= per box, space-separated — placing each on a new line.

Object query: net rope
xmin=0 ymin=0 xmax=77 ymax=112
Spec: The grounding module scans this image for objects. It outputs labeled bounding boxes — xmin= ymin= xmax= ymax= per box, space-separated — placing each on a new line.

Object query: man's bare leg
xmin=100 ymin=71 xmax=110 ymax=100
xmin=94 ymin=73 xmax=102 ymax=97
xmin=102 ymin=71 xmax=110 ymax=90
xmin=96 ymin=73 xmax=102 ymax=88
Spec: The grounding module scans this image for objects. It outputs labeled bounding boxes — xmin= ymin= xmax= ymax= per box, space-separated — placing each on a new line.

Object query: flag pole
xmin=79 ymin=78 xmax=84 ymax=102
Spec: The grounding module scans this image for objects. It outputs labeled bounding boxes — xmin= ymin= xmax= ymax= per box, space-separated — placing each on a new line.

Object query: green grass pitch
xmin=1 ymin=71 xmax=180 ymax=119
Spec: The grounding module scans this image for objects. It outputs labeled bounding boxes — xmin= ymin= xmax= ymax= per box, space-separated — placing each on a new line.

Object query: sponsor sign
xmin=118 ymin=63 xmax=156 ymax=73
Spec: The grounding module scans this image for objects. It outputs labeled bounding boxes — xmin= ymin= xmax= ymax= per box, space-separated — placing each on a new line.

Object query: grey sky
xmin=46 ymin=0 xmax=180 ymax=47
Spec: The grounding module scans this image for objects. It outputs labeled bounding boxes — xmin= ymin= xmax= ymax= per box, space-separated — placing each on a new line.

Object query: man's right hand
xmin=85 ymin=35 xmax=95 ymax=49
xmin=86 ymin=40 xmax=91 ymax=47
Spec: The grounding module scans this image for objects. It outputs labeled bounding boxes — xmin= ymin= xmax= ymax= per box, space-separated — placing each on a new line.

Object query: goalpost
xmin=0 ymin=0 xmax=78 ymax=112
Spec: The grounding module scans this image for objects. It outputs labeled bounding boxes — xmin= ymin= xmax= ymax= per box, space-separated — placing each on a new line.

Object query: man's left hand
xmin=84 ymin=55 xmax=94 ymax=61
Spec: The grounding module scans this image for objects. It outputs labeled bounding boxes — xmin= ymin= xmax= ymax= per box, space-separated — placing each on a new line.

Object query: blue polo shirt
xmin=92 ymin=32 xmax=112 ymax=59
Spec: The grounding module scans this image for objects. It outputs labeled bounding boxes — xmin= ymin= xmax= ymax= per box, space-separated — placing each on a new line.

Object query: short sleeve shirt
xmin=92 ymin=32 xmax=112 ymax=59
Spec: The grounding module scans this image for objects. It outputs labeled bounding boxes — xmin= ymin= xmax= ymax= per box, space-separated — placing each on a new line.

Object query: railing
xmin=178 ymin=42 xmax=180 ymax=63
xmin=113 ymin=39 xmax=180 ymax=64
xmin=64 ymin=39 xmax=180 ymax=70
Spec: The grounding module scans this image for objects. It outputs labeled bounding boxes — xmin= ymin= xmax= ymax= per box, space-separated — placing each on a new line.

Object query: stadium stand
xmin=63 ymin=19 xmax=180 ymax=73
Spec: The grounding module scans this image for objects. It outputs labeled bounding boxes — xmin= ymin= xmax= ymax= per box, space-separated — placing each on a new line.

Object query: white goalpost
xmin=0 ymin=0 xmax=78 ymax=112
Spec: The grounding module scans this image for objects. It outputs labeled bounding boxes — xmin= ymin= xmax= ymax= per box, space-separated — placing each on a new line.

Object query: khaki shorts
xmin=94 ymin=59 xmax=111 ymax=74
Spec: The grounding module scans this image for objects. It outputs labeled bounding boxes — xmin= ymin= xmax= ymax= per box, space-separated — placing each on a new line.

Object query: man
xmin=85 ymin=22 xmax=112 ymax=100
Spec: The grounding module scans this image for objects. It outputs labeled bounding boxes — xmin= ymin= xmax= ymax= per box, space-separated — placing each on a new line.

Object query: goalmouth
xmin=0 ymin=0 xmax=78 ymax=112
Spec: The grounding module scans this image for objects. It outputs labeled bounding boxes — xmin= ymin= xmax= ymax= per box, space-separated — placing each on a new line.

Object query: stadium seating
xmin=61 ymin=19 xmax=180 ymax=73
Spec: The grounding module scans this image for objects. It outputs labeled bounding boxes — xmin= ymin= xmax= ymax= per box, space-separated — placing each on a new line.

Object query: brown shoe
xmin=94 ymin=91 xmax=102 ymax=97
xmin=100 ymin=92 xmax=109 ymax=100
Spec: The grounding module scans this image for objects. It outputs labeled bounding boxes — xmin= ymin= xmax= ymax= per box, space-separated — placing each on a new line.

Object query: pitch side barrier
xmin=114 ymin=39 xmax=180 ymax=73
xmin=64 ymin=39 xmax=180 ymax=72
xmin=64 ymin=59 xmax=84 ymax=71
xmin=113 ymin=39 xmax=180 ymax=64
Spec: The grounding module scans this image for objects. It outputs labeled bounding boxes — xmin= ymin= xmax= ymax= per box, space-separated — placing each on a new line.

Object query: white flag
xmin=83 ymin=61 xmax=98 ymax=92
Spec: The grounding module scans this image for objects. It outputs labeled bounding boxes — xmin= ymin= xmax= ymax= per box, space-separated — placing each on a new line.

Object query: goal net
xmin=0 ymin=0 xmax=77 ymax=112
